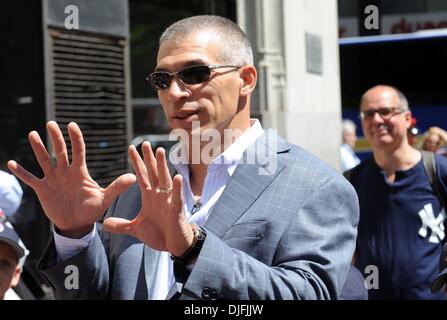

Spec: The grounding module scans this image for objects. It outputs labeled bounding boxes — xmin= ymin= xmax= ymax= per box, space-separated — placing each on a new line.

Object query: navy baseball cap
xmin=0 ymin=211 xmax=25 ymax=261
xmin=431 ymin=244 xmax=447 ymax=293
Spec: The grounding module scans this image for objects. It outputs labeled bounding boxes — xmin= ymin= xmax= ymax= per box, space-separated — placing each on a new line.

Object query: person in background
xmin=0 ymin=170 xmax=23 ymax=219
xmin=0 ymin=150 xmax=23 ymax=219
xmin=346 ymin=85 xmax=447 ymax=300
xmin=0 ymin=211 xmax=25 ymax=300
xmin=422 ymin=126 xmax=447 ymax=157
xmin=341 ymin=119 xmax=361 ymax=172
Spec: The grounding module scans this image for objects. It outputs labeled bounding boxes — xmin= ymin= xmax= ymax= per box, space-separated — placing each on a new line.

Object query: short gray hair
xmin=395 ymin=88 xmax=409 ymax=111
xmin=159 ymin=15 xmax=253 ymax=66
xmin=361 ymin=85 xmax=410 ymax=111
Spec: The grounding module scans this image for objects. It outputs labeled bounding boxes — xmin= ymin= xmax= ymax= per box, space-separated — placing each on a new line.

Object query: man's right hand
xmin=7 ymin=121 xmax=136 ymax=238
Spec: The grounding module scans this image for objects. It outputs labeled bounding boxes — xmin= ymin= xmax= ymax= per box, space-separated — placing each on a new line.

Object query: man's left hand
xmin=102 ymin=142 xmax=194 ymax=257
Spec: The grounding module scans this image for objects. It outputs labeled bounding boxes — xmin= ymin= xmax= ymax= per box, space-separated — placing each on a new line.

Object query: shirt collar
xmin=171 ymin=119 xmax=264 ymax=176
xmin=209 ymin=119 xmax=263 ymax=170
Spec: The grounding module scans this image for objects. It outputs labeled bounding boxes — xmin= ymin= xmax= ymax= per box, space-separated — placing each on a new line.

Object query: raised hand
xmin=7 ymin=121 xmax=136 ymax=238
xmin=102 ymin=142 xmax=194 ymax=257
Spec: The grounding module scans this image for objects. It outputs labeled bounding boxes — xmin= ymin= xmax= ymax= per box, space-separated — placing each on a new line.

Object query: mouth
xmin=374 ymin=124 xmax=389 ymax=134
xmin=171 ymin=109 xmax=201 ymax=120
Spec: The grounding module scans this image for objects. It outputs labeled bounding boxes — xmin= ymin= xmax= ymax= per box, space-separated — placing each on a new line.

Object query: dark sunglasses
xmin=359 ymin=107 xmax=405 ymax=120
xmin=146 ymin=65 xmax=242 ymax=91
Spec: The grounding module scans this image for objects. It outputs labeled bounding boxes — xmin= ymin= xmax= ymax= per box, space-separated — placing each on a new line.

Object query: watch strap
xmin=171 ymin=224 xmax=206 ymax=265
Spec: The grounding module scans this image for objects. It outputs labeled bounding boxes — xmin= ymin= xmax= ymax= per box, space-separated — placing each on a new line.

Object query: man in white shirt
xmin=340 ymin=119 xmax=361 ymax=172
xmin=8 ymin=15 xmax=358 ymax=300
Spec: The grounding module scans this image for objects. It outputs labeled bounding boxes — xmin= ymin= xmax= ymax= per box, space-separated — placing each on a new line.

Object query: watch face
xmin=170 ymin=227 xmax=206 ymax=265
xmin=196 ymin=227 xmax=207 ymax=241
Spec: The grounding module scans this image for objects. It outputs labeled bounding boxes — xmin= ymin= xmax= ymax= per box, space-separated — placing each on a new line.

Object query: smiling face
xmin=155 ymin=30 xmax=253 ymax=139
xmin=0 ymin=242 xmax=21 ymax=300
xmin=360 ymin=86 xmax=411 ymax=150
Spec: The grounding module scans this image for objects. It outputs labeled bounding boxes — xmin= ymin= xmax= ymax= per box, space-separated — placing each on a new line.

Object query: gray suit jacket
xmin=38 ymin=131 xmax=359 ymax=299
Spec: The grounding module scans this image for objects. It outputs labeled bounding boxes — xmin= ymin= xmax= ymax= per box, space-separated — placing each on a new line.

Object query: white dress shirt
xmin=54 ymin=119 xmax=264 ymax=299
xmin=340 ymin=143 xmax=360 ymax=172
xmin=4 ymin=288 xmax=21 ymax=300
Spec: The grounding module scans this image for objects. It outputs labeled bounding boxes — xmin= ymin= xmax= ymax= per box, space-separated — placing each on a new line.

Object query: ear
xmin=239 ymin=65 xmax=257 ymax=97
xmin=404 ymin=111 xmax=412 ymax=129
xmin=10 ymin=265 xmax=21 ymax=288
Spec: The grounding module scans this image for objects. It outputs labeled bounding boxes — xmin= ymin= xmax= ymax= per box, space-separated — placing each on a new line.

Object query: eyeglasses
xmin=359 ymin=107 xmax=405 ymax=120
xmin=146 ymin=65 xmax=242 ymax=91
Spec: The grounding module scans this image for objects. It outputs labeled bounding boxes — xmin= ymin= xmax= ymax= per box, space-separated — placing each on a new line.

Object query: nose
xmin=166 ymin=77 xmax=191 ymax=102
xmin=371 ymin=111 xmax=384 ymax=123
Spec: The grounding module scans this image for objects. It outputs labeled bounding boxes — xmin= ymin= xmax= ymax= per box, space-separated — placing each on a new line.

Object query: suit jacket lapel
xmin=166 ymin=159 xmax=286 ymax=300
xmin=166 ymin=131 xmax=290 ymax=300
xmin=166 ymin=131 xmax=290 ymax=299
xmin=204 ymin=130 xmax=289 ymax=238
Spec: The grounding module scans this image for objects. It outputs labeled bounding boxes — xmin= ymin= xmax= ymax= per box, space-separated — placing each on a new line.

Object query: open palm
xmin=8 ymin=121 xmax=135 ymax=237
xmin=103 ymin=142 xmax=193 ymax=256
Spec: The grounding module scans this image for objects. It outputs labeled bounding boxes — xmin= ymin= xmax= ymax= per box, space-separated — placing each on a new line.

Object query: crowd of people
xmin=1 ymin=15 xmax=446 ymax=300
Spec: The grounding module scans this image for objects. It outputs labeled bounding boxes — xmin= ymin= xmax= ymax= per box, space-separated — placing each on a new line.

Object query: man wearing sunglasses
xmin=8 ymin=15 xmax=358 ymax=300
xmin=345 ymin=85 xmax=447 ymax=299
